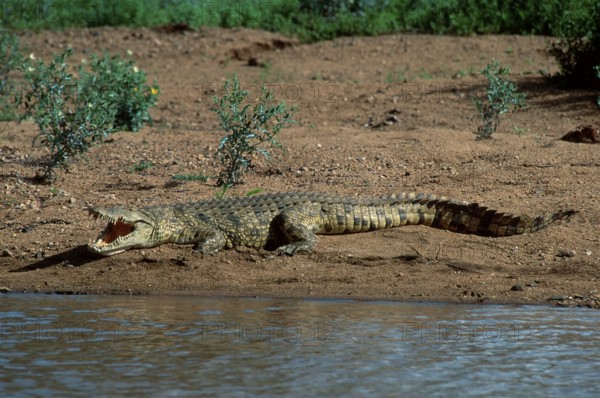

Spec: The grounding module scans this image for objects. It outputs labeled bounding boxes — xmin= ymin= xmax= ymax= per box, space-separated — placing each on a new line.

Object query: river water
xmin=1 ymin=294 xmax=599 ymax=397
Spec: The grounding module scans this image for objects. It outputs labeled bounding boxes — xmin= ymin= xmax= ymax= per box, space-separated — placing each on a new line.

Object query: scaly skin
xmin=87 ymin=191 xmax=577 ymax=256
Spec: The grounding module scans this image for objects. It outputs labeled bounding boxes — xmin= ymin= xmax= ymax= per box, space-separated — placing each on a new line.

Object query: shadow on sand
xmin=10 ymin=245 xmax=102 ymax=273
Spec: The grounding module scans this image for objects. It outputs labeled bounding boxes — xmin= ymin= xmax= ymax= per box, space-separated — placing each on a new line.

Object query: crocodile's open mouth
xmin=88 ymin=209 xmax=138 ymax=256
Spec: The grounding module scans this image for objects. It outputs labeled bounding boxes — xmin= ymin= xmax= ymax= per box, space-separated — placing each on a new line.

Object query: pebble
xmin=511 ymin=284 xmax=524 ymax=291
xmin=0 ymin=287 xmax=11 ymax=293
xmin=1 ymin=249 xmax=13 ymax=257
xmin=556 ymin=249 xmax=576 ymax=258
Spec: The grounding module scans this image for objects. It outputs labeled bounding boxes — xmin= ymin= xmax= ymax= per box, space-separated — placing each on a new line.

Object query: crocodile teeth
xmin=91 ymin=218 xmax=135 ymax=245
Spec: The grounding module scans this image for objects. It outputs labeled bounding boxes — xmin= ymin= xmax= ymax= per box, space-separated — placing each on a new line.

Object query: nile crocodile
xmin=86 ymin=191 xmax=576 ymax=256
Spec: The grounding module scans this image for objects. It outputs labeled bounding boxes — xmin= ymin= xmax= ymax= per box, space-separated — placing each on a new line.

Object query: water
xmin=1 ymin=294 xmax=599 ymax=397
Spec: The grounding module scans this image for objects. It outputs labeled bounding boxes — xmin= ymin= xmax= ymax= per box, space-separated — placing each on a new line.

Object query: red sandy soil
xmin=1 ymin=27 xmax=598 ymax=308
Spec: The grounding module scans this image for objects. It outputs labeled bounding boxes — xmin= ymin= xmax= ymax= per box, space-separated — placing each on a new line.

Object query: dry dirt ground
xmin=1 ymin=27 xmax=599 ymax=308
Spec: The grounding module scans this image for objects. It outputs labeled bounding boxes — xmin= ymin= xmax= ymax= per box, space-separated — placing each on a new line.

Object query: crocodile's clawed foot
xmin=276 ymin=243 xmax=313 ymax=256
xmin=192 ymin=245 xmax=219 ymax=255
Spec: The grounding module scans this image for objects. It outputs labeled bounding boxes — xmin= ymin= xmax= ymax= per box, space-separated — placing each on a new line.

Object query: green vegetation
xmin=385 ymin=69 xmax=406 ymax=84
xmin=245 ymin=188 xmax=264 ymax=197
xmin=0 ymin=33 xmax=25 ymax=120
xmin=15 ymin=42 xmax=159 ymax=182
xmin=1 ymin=1 xmax=595 ymax=42
xmin=130 ymin=160 xmax=154 ymax=173
xmin=212 ymin=75 xmax=296 ymax=187
xmin=80 ymin=52 xmax=159 ymax=132
xmin=454 ymin=65 xmax=478 ymax=79
xmin=547 ymin=1 xmax=600 ymax=88
xmin=172 ymin=173 xmax=210 ymax=182
xmin=22 ymin=49 xmax=117 ymax=181
xmin=472 ymin=60 xmax=526 ymax=140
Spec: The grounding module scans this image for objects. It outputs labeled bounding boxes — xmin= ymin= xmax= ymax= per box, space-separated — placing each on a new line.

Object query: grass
xmin=511 ymin=125 xmax=527 ymax=136
xmin=418 ymin=70 xmax=434 ymax=80
xmin=130 ymin=160 xmax=154 ymax=173
xmin=454 ymin=65 xmax=478 ymax=79
xmin=385 ymin=69 xmax=406 ymax=84
xmin=172 ymin=173 xmax=210 ymax=182
xmin=1 ymin=194 xmax=18 ymax=208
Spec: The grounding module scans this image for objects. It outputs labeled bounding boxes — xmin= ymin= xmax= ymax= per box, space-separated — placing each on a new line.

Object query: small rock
xmin=556 ymin=249 xmax=576 ymax=258
xmin=583 ymin=249 xmax=592 ymax=256
xmin=511 ymin=284 xmax=524 ymax=291
xmin=548 ymin=295 xmax=569 ymax=301
xmin=0 ymin=287 xmax=11 ymax=293
xmin=1 ymin=249 xmax=13 ymax=257
xmin=69 ymin=197 xmax=76 ymax=204
xmin=526 ymin=281 xmax=537 ymax=287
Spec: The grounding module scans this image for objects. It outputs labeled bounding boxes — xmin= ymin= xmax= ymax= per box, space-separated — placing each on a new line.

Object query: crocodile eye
xmin=102 ymin=220 xmax=135 ymax=244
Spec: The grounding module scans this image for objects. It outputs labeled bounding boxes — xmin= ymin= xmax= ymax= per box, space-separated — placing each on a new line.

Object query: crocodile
xmin=86 ymin=191 xmax=576 ymax=257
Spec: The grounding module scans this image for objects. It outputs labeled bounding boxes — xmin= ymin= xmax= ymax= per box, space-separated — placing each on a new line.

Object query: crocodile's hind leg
xmin=269 ymin=206 xmax=322 ymax=255
xmin=192 ymin=228 xmax=227 ymax=254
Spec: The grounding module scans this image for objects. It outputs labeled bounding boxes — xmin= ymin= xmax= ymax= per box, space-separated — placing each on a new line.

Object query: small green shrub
xmin=130 ymin=160 xmax=154 ymax=173
xmin=79 ymin=51 xmax=159 ymax=132
xmin=0 ymin=32 xmax=25 ymax=119
xmin=19 ymin=47 xmax=159 ymax=182
xmin=472 ymin=60 xmax=526 ymax=140
xmin=22 ymin=49 xmax=117 ymax=182
xmin=212 ymin=75 xmax=297 ymax=186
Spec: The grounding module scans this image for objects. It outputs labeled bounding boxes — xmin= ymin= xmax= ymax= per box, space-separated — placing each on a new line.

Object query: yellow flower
xmin=133 ymin=66 xmax=139 ymax=73
xmin=151 ymin=87 xmax=158 ymax=95
xmin=133 ymin=87 xmax=138 ymax=92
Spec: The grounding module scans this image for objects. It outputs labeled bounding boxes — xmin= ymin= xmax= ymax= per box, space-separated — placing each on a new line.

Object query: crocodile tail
xmin=409 ymin=198 xmax=577 ymax=237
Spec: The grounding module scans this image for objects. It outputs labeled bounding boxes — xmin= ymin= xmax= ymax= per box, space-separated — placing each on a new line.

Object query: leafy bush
xmin=21 ymin=49 xmax=117 ymax=181
xmin=0 ymin=32 xmax=25 ymax=119
xmin=212 ymin=75 xmax=296 ymax=186
xmin=472 ymin=60 xmax=526 ymax=140
xmin=19 ymin=47 xmax=160 ymax=181
xmin=547 ymin=1 xmax=600 ymax=88
xmin=79 ymin=52 xmax=159 ymax=132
